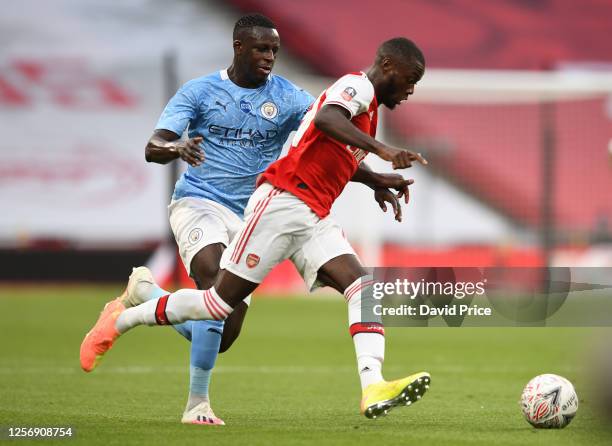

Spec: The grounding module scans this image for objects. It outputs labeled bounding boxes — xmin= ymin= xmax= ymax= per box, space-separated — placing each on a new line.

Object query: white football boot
xmin=181 ymin=401 xmax=225 ymax=426
xmin=119 ymin=266 xmax=157 ymax=308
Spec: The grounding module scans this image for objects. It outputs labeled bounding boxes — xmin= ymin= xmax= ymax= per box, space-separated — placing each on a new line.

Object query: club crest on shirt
xmin=188 ymin=228 xmax=203 ymax=245
xmin=240 ymin=100 xmax=253 ymax=113
xmin=246 ymin=253 xmax=260 ymax=268
xmin=260 ymin=101 xmax=278 ymax=119
xmin=341 ymin=87 xmax=357 ymax=101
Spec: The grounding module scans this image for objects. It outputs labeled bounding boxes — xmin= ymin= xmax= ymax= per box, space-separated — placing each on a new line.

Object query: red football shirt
xmin=260 ymin=72 xmax=378 ymax=218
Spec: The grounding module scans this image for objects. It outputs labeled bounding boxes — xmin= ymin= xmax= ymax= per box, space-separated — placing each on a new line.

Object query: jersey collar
xmin=220 ymin=69 xmax=271 ymax=89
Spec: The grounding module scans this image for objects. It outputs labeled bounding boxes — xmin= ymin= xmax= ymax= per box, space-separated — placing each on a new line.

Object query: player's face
xmin=235 ymin=27 xmax=280 ymax=85
xmin=381 ymin=60 xmax=424 ymax=109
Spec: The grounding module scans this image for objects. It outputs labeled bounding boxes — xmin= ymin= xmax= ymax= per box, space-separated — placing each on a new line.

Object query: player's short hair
xmin=233 ymin=13 xmax=276 ymax=39
xmin=377 ymin=38 xmax=425 ymax=80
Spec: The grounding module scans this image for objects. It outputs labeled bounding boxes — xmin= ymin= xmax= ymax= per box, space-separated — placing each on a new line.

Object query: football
xmin=520 ymin=374 xmax=579 ymax=428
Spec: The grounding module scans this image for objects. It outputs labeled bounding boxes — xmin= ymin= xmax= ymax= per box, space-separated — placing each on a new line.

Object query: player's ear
xmin=233 ymin=39 xmax=243 ymax=54
xmin=380 ymin=57 xmax=395 ymax=76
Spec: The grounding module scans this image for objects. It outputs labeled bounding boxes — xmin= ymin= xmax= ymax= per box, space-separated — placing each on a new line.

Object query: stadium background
xmin=1 ymin=0 xmax=612 ymax=444
xmin=2 ymin=0 xmax=612 ymax=287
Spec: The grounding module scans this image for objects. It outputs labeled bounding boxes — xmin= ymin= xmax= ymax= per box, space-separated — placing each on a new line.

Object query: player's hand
xmin=378 ymin=145 xmax=427 ymax=170
xmin=175 ymin=136 xmax=204 ymax=167
xmin=374 ymin=188 xmax=403 ymax=222
xmin=376 ymin=173 xmax=413 ymax=204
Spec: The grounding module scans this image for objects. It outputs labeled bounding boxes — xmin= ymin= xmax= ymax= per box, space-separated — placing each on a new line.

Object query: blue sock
xmin=189 ymin=365 xmax=212 ymax=398
xmin=186 ymin=320 xmax=224 ymax=409
xmin=143 ymin=283 xmax=224 ymax=408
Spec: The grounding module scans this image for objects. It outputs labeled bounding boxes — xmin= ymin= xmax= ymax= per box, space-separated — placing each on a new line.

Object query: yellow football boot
xmin=360 ymin=372 xmax=431 ymax=419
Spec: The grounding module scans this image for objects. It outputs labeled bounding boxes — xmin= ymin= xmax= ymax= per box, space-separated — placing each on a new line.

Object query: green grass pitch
xmin=1 ymin=285 xmax=611 ymax=446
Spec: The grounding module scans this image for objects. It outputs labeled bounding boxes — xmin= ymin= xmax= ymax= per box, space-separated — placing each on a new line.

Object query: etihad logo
xmin=209 ymin=125 xmax=278 ymax=140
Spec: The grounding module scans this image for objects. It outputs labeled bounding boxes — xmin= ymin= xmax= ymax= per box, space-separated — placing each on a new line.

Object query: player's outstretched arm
xmin=314 ymin=105 xmax=427 ymax=169
xmin=145 ymin=129 xmax=204 ymax=167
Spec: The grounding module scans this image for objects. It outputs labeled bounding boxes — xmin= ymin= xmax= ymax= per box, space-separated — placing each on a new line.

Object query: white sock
xmin=344 ymin=276 xmax=385 ymax=390
xmin=353 ymin=333 xmax=384 ymax=390
xmin=115 ymin=287 xmax=233 ymax=334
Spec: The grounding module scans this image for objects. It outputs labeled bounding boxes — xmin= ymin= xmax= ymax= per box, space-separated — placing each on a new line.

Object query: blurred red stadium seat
xmin=228 ymin=0 xmax=612 ymax=234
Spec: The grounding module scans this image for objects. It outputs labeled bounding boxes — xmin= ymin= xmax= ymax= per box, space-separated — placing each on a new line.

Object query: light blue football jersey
xmin=155 ymin=69 xmax=314 ymax=217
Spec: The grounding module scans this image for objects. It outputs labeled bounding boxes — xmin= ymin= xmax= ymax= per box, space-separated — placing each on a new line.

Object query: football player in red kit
xmin=83 ymin=37 xmax=430 ymax=419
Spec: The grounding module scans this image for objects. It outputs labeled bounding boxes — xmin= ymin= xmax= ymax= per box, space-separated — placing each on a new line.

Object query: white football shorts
xmin=220 ymin=182 xmax=358 ymax=291
xmin=168 ymin=197 xmax=244 ymax=276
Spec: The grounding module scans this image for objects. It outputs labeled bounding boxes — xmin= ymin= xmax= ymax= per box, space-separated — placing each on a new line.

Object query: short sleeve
xmin=155 ymin=80 xmax=200 ymax=136
xmin=289 ymin=89 xmax=315 ymax=131
xmin=322 ymin=74 xmax=374 ymax=118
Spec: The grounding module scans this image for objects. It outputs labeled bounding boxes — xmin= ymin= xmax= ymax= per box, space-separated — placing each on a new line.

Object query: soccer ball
xmin=520 ymin=374 xmax=578 ymax=428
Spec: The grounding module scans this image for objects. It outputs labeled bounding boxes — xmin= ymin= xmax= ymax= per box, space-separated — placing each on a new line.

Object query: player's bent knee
xmin=319 ymin=254 xmax=367 ymax=292
xmin=190 ymin=245 xmax=224 ymax=289
xmin=192 ymin=264 xmax=220 ymax=290
xmin=344 ymin=265 xmax=368 ymax=288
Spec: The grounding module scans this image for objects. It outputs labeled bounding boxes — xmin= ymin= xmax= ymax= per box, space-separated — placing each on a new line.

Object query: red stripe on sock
xmin=155 ymin=295 xmax=171 ymax=325
xmin=202 ymin=290 xmax=221 ymax=320
xmin=343 ymin=281 xmax=361 ymax=300
xmin=344 ymin=278 xmax=373 ymax=300
xmin=345 ymin=285 xmax=362 ymax=302
xmin=345 ymin=280 xmax=375 ymax=302
xmin=206 ymin=290 xmax=229 ymax=319
xmin=349 ymin=322 xmax=385 ymax=337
